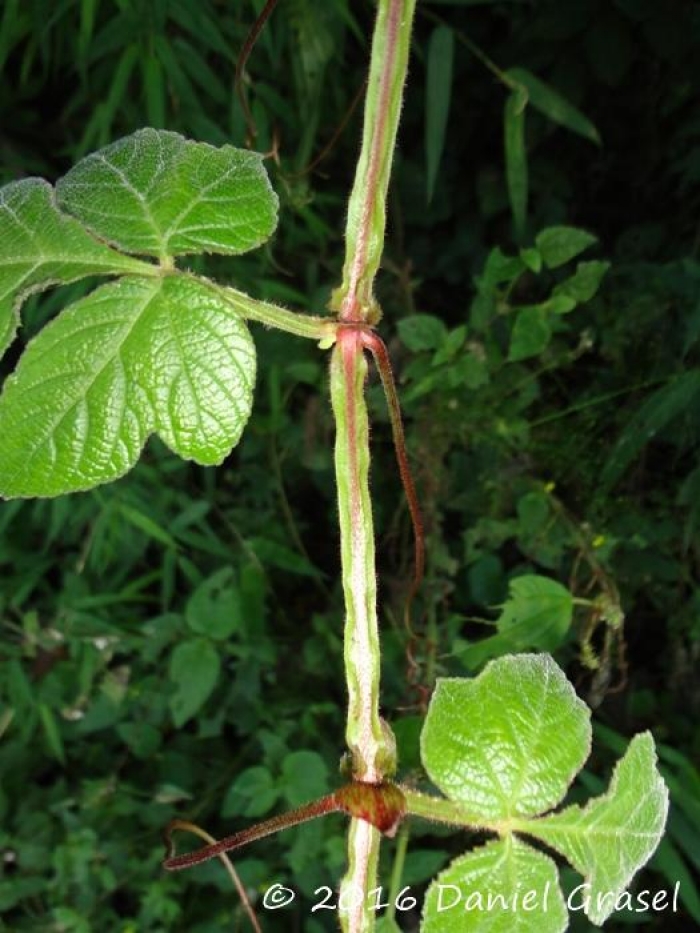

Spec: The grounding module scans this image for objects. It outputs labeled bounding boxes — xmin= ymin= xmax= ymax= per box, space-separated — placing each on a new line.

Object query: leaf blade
xmin=520 ymin=733 xmax=669 ymax=925
xmin=0 ymin=275 xmax=256 ymax=498
xmin=506 ymin=67 xmax=601 ymax=145
xmin=421 ymin=654 xmax=591 ymax=820
xmin=504 ymin=87 xmax=528 ymax=242
xmin=421 ymin=836 xmax=568 ymax=933
xmin=56 ymin=128 xmax=279 ymax=259
xmin=0 ymin=178 xmax=153 ymax=358
xmin=425 ymin=25 xmax=454 ymax=203
xmin=169 ymin=637 xmax=220 ymax=727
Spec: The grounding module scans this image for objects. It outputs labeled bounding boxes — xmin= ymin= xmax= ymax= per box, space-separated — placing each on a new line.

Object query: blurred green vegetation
xmin=1 ymin=0 xmax=699 ymax=930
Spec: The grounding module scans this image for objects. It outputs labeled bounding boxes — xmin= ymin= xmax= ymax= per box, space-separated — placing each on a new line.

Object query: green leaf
xmin=535 ymin=226 xmax=598 ymax=270
xmin=477 ymin=247 xmax=525 ymax=293
xmin=463 ymin=575 xmax=574 ymax=667
xmin=421 ymin=836 xmax=568 ymax=933
xmin=281 ymin=750 xmax=329 ymax=807
xmin=498 ymin=575 xmax=573 ymax=647
xmin=0 ymin=275 xmax=256 ymax=498
xmin=168 ymin=637 xmax=220 ymax=727
xmin=421 ymin=655 xmax=591 ymax=820
xmin=398 ymin=314 xmax=449 ymax=351
xmin=519 ymin=246 xmax=542 ymax=274
xmin=117 ymin=502 xmax=178 ymax=549
xmin=222 ymin=766 xmax=279 ymax=818
xmin=601 ymin=370 xmax=700 ymax=489
xmin=117 ymin=721 xmax=161 ymax=759
xmin=506 ymin=67 xmax=601 ymax=145
xmin=56 ymin=128 xmax=278 ymax=259
xmin=186 ymin=567 xmax=241 ymax=640
xmin=509 ymin=305 xmax=551 ymax=360
xmin=0 ymin=178 xmax=153 ymax=358
xmin=425 ymin=25 xmax=454 ymax=203
xmin=520 ymin=733 xmax=669 ymax=925
xmin=553 ymin=260 xmax=611 ymax=304
xmin=504 ymin=87 xmax=528 ymax=242
xmin=38 ymin=703 xmax=66 ymax=765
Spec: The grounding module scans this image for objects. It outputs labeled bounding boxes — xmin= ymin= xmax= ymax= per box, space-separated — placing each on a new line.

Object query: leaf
xmin=497 ymin=576 xmax=573 ymax=647
xmin=477 ymin=247 xmax=525 ymax=293
xmin=117 ymin=502 xmax=178 ymax=549
xmin=601 ymin=370 xmax=700 ymax=489
xmin=462 ymin=575 xmax=574 ymax=667
xmin=398 ymin=314 xmax=449 ymax=351
xmin=421 ymin=836 xmax=568 ymax=933
xmin=222 ymin=766 xmax=279 ymax=818
xmin=0 ymin=275 xmax=256 ymax=498
xmin=38 ymin=703 xmax=66 ymax=765
xmin=0 ymin=178 xmax=153 ymax=358
xmin=506 ymin=67 xmax=601 ymax=145
xmin=535 ymin=226 xmax=598 ymax=269
xmin=56 ymin=128 xmax=278 ymax=259
xmin=425 ymin=25 xmax=454 ymax=203
xmin=509 ymin=305 xmax=551 ymax=360
xmin=281 ymin=750 xmax=329 ymax=807
xmin=504 ymin=87 xmax=528 ymax=242
xmin=652 ymin=838 xmax=700 ymax=922
xmin=553 ymin=260 xmax=611 ymax=304
xmin=168 ymin=637 xmax=220 ymax=727
xmin=186 ymin=567 xmax=241 ymax=640
xmin=421 ymin=655 xmax=591 ymax=820
xmin=521 ymin=733 xmax=669 ymax=925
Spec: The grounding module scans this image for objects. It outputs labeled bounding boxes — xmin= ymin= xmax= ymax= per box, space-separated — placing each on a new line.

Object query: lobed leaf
xmin=520 ymin=733 xmax=669 ymax=925
xmin=421 ymin=836 xmax=568 ymax=933
xmin=0 ymin=178 xmax=153 ymax=359
xmin=0 ymin=275 xmax=256 ymax=498
xmin=421 ymin=654 xmax=591 ymax=820
xmin=56 ymin=128 xmax=278 ymax=259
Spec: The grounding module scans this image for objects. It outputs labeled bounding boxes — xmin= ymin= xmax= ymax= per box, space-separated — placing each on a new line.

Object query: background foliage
xmin=1 ymin=1 xmax=699 ymax=930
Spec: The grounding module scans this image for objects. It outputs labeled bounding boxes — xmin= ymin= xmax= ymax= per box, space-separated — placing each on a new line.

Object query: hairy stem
xmin=189 ymin=273 xmax=337 ymax=341
xmin=331 ymin=2 xmax=417 ymax=931
xmin=331 ymin=0 xmax=417 ymax=324
xmin=163 ymin=794 xmax=339 ymax=871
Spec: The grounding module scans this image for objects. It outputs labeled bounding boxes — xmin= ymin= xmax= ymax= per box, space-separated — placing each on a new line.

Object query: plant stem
xmin=331 ymin=333 xmax=387 ymax=785
xmin=330 ymin=2 xmax=416 ymax=931
xmin=189 ymin=273 xmax=337 ymax=341
xmin=331 ymin=0 xmax=417 ymax=324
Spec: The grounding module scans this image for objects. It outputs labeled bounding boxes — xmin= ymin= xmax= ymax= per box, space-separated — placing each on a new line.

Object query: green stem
xmin=403 ymin=788 xmax=491 ymax=831
xmin=385 ymin=823 xmax=410 ymax=925
xmin=330 ymin=2 xmax=416 ymax=931
xmin=187 ymin=273 xmax=337 ymax=341
xmin=330 ymin=334 xmax=388 ymax=784
xmin=331 ymin=0 xmax=417 ymax=324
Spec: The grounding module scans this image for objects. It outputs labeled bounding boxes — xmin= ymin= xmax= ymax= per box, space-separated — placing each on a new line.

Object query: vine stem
xmin=330 ymin=2 xmax=416 ymax=931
